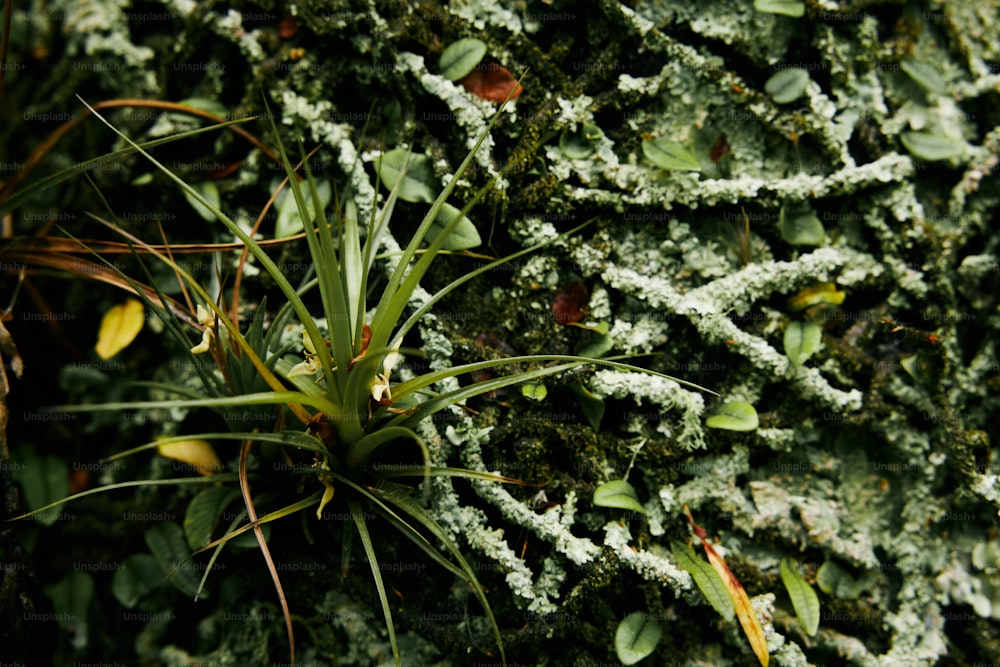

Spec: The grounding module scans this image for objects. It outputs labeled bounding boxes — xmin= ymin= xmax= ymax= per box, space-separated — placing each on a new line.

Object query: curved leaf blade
xmin=779 ymin=202 xmax=825 ymax=246
xmin=900 ymin=132 xmax=965 ymax=161
xmin=706 ymin=401 xmax=759 ymax=431
xmin=900 ymin=58 xmax=946 ymax=95
xmin=593 ymin=480 xmax=645 ymax=514
xmin=642 ymin=138 xmax=702 ymax=172
xmin=427 ymin=201 xmax=481 ymax=250
xmin=183 ymin=181 xmax=221 ymax=222
xmin=377 ymin=149 xmax=441 ymax=204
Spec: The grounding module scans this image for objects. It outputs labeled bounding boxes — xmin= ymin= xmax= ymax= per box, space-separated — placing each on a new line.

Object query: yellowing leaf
xmin=95 ymin=299 xmax=144 ymax=360
xmin=685 ymin=505 xmax=769 ymax=666
xmin=157 ymin=439 xmax=222 ymax=476
xmin=702 ymin=543 xmax=769 ymax=666
xmin=787 ymin=282 xmax=845 ymax=311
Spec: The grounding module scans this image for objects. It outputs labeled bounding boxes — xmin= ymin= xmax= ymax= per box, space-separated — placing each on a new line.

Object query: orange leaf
xmin=702 ymin=542 xmax=769 ymax=666
xmin=279 ymin=13 xmax=298 ymax=39
xmin=460 ymin=64 xmax=523 ymax=103
xmin=685 ymin=505 xmax=769 ymax=666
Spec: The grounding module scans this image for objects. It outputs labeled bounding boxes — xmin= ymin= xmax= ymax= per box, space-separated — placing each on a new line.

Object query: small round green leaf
xmin=427 ymin=202 xmax=482 ymax=250
xmin=765 ymin=68 xmax=810 ymax=104
xmin=377 ymin=149 xmax=441 ymax=204
xmin=593 ymin=480 xmax=646 ymax=514
xmin=521 ymin=383 xmax=547 ymax=401
xmin=784 ymin=320 xmax=822 ymax=366
xmin=615 ymin=611 xmax=663 ymax=665
xmin=10 ymin=448 xmax=69 ymax=527
xmin=559 ymin=123 xmax=604 ymax=159
xmin=816 ymin=560 xmax=862 ymax=599
xmin=754 ymin=0 xmax=805 ymax=17
xmin=642 ymin=138 xmax=702 ymax=172
xmin=900 ymin=58 xmax=946 ymax=95
xmin=706 ymin=401 xmax=759 ymax=431
xmin=780 ymin=202 xmax=825 ymax=246
xmin=900 ymin=132 xmax=965 ymax=162
xmin=439 ymin=38 xmax=488 ymax=81
xmin=781 ymin=558 xmax=820 ymax=636
xmin=112 ymin=554 xmax=164 ymax=608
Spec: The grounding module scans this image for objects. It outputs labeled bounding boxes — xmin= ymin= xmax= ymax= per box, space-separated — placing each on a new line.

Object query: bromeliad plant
xmin=11 ymin=94 xmax=716 ymax=666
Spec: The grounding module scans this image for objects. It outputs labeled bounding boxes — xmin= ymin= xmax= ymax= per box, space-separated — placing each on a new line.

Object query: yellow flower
xmin=288 ymin=330 xmax=323 ymax=378
xmin=190 ymin=304 xmax=215 ymax=354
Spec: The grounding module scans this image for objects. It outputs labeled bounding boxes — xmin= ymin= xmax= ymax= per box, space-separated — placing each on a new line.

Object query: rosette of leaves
xmin=10 ymin=94 xmax=717 ymax=667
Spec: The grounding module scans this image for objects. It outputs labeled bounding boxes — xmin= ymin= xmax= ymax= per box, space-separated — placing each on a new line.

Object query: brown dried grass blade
xmin=239 ymin=438 xmax=296 ymax=666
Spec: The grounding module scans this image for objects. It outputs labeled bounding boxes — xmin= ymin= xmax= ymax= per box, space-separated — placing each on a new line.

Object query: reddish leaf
xmin=279 ymin=13 xmax=298 ymax=39
xmin=552 ymin=281 xmax=589 ymax=325
xmin=709 ymin=134 xmax=732 ymax=163
xmin=460 ymin=63 xmax=523 ymax=103
xmin=69 ymin=469 xmax=90 ymax=494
